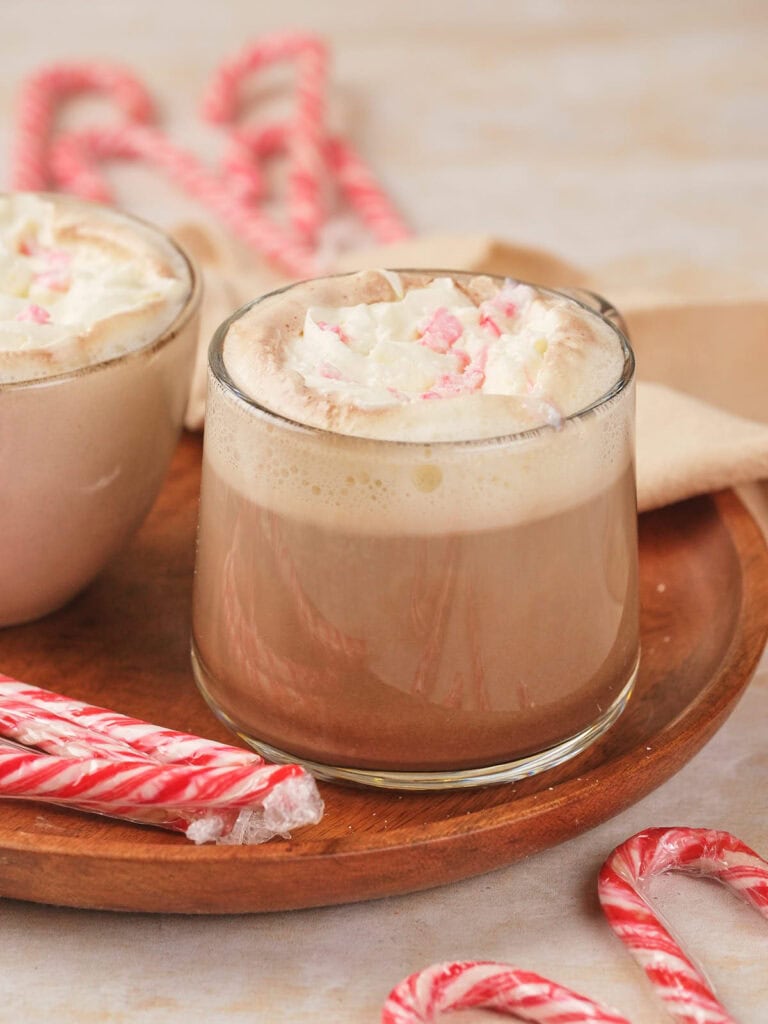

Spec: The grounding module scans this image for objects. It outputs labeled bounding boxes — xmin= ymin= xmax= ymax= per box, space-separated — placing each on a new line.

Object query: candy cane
xmin=0 ymin=746 xmax=294 ymax=809
xmin=219 ymin=124 xmax=411 ymax=247
xmin=327 ymin=137 xmax=411 ymax=244
xmin=0 ymin=745 xmax=307 ymax=812
xmin=0 ymin=676 xmax=262 ymax=768
xmin=598 ymin=827 xmax=768 ymax=1024
xmin=11 ymin=39 xmax=411 ymax=274
xmin=201 ymin=30 xmax=328 ymax=245
xmin=48 ymin=125 xmax=316 ymax=277
xmin=0 ymin=678 xmax=328 ymax=844
xmin=382 ymin=961 xmax=630 ymax=1023
xmin=11 ymin=63 xmax=153 ymax=194
xmin=0 ymin=743 xmax=322 ymax=844
xmin=0 ymin=704 xmax=154 ymax=763
xmin=203 ymin=34 xmax=410 ymax=246
xmin=383 ymin=828 xmax=768 ymax=1023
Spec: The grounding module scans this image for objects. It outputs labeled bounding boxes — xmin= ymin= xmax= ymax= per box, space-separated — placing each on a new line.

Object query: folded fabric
xmin=176 ymin=224 xmax=768 ymax=513
xmin=636 ymin=382 xmax=768 ymax=512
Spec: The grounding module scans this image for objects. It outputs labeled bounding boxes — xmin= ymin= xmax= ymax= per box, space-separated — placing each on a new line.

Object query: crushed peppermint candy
xmin=15 ymin=303 xmax=51 ymax=324
xmin=288 ymin=276 xmax=556 ymax=412
xmin=417 ymin=306 xmax=464 ymax=354
xmin=224 ymin=270 xmax=627 ymax=442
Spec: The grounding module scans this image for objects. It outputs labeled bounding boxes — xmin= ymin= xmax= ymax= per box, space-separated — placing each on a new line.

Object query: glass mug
xmin=0 ymin=193 xmax=201 ymax=627
xmin=192 ymin=272 xmax=638 ymax=790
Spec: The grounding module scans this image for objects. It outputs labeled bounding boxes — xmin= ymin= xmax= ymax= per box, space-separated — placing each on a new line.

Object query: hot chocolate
xmin=0 ymin=193 xmax=199 ymax=626
xmin=192 ymin=270 xmax=638 ymax=787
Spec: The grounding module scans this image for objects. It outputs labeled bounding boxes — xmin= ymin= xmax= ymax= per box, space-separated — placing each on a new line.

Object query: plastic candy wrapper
xmin=0 ymin=677 xmax=323 ymax=844
xmin=382 ymin=962 xmax=630 ymax=1023
xmin=383 ymin=827 xmax=768 ymax=1024
xmin=598 ymin=827 xmax=768 ymax=1024
xmin=0 ymin=676 xmax=265 ymax=766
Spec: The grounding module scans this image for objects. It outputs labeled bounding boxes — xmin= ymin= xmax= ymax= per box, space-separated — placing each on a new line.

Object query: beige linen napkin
xmin=176 ymin=226 xmax=768 ymax=513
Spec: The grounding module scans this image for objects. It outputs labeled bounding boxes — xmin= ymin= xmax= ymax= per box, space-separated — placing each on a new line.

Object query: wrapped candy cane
xmin=0 ymin=743 xmax=322 ymax=845
xmin=0 ymin=676 xmax=262 ymax=767
xmin=0 ymin=677 xmax=324 ymax=844
xmin=0 ymin=744 xmax=297 ymax=809
xmin=383 ymin=828 xmax=768 ymax=1023
xmin=382 ymin=961 xmax=630 ymax=1023
xmin=598 ymin=827 xmax=768 ymax=1024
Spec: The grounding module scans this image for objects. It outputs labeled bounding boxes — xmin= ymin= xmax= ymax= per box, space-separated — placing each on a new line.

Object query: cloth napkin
xmin=175 ymin=225 xmax=768 ymax=514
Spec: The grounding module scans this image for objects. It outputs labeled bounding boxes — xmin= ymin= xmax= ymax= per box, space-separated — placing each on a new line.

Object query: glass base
xmin=191 ymin=642 xmax=639 ymax=791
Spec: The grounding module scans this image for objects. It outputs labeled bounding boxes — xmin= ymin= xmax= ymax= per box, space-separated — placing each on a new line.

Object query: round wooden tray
xmin=0 ymin=434 xmax=765 ymax=914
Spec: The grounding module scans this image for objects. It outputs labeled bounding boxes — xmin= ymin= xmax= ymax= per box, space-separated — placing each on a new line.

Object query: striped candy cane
xmin=227 ymin=126 xmax=412 ymax=245
xmin=0 ymin=677 xmax=325 ymax=843
xmin=0 ymin=744 xmax=322 ymax=843
xmin=383 ymin=828 xmax=768 ymax=1023
xmin=202 ymin=34 xmax=411 ymax=246
xmin=48 ymin=124 xmax=317 ymax=277
xmin=598 ymin=827 xmax=768 ymax=1024
xmin=382 ymin=961 xmax=630 ymax=1023
xmin=201 ymin=31 xmax=328 ymax=245
xmin=11 ymin=62 xmax=153 ymax=195
xmin=0 ymin=675 xmax=262 ymax=768
xmin=0 ymin=745 xmax=302 ymax=810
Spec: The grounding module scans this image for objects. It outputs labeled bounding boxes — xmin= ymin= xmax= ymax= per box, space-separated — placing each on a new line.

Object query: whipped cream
xmin=0 ymin=193 xmax=192 ymax=384
xmin=210 ymin=271 xmax=634 ymax=536
xmin=224 ymin=270 xmax=627 ymax=442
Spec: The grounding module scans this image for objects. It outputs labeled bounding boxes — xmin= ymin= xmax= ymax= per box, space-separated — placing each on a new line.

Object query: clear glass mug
xmin=0 ymin=197 xmax=201 ymax=627
xmin=192 ymin=273 xmax=638 ymax=790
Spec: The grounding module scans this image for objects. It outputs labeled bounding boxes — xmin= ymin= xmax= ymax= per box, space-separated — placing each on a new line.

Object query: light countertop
xmin=1 ymin=2 xmax=767 ymax=1021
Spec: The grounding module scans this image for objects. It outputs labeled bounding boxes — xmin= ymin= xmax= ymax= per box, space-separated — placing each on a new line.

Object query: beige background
xmin=1 ymin=1 xmax=767 ymax=1021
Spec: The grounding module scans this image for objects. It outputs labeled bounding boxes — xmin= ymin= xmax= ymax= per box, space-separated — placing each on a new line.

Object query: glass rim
xmin=208 ymin=269 xmax=636 ymax=450
xmin=0 ymin=191 xmax=201 ymax=392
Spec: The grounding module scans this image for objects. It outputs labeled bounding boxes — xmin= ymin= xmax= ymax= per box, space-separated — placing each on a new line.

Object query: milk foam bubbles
xmin=196 ymin=272 xmax=638 ymax=782
xmin=211 ymin=271 xmax=634 ymax=535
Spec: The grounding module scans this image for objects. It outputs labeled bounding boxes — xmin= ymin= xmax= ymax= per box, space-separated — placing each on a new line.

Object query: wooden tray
xmin=0 ymin=434 xmax=765 ymax=914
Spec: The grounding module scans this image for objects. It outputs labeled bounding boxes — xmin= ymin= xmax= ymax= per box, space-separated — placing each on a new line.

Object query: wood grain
xmin=0 ymin=434 xmax=765 ymax=914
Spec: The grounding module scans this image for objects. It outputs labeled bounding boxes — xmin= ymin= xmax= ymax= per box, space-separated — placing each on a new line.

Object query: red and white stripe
xmin=203 ymin=32 xmax=410 ymax=248
xmin=0 ymin=676 xmax=262 ymax=768
xmin=202 ymin=33 xmax=327 ymax=247
xmin=383 ymin=829 xmax=768 ymax=1023
xmin=327 ymin=137 xmax=411 ymax=244
xmin=0 ymin=740 xmax=323 ymax=843
xmin=0 ymin=745 xmax=301 ymax=810
xmin=382 ymin=961 xmax=630 ymax=1023
xmin=11 ymin=62 xmax=153 ymax=193
xmin=598 ymin=827 xmax=768 ymax=1024
xmin=48 ymin=125 xmax=316 ymax=277
xmin=223 ymin=126 xmax=411 ymax=246
xmin=0 ymin=677 xmax=324 ymax=842
xmin=11 ymin=39 xmax=411 ymax=274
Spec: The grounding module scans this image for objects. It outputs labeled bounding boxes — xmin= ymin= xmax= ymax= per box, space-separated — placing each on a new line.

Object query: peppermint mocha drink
xmin=193 ymin=271 xmax=638 ymax=788
xmin=0 ymin=193 xmax=199 ymax=626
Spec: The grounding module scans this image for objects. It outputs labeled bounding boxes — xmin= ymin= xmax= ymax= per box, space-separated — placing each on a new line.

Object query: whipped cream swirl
xmin=224 ymin=271 xmax=626 ymax=443
xmin=0 ymin=194 xmax=192 ymax=384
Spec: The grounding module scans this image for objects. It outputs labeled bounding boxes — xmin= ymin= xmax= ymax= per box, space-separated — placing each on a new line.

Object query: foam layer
xmin=223 ymin=270 xmax=626 ymax=442
xmin=0 ymin=193 xmax=192 ymax=384
xmin=206 ymin=271 xmax=635 ymax=536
